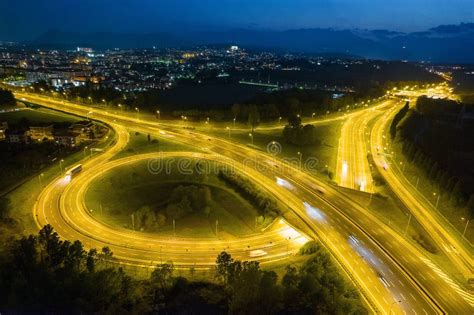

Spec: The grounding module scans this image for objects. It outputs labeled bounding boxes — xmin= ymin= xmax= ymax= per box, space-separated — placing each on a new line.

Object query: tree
xmin=0 ymin=196 xmax=11 ymax=220
xmin=287 ymin=114 xmax=302 ymax=128
xmin=0 ymin=88 xmax=15 ymax=107
xmin=257 ymin=271 xmax=282 ymax=314
xmin=86 ymin=248 xmax=97 ymax=272
xmin=231 ymin=103 xmax=241 ymax=119
xmin=215 ymin=251 xmax=233 ymax=283
xmin=228 ymin=261 xmax=262 ymax=314
xmin=247 ymin=105 xmax=260 ymax=132
xmin=101 ymin=246 xmax=114 ymax=267
xmin=151 ymin=263 xmax=175 ymax=290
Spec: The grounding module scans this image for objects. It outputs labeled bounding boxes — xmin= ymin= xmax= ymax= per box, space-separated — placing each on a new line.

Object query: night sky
xmin=0 ymin=0 xmax=472 ymax=40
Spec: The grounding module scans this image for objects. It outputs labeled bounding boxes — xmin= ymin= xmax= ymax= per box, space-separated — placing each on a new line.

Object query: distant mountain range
xmin=28 ymin=23 xmax=474 ymax=63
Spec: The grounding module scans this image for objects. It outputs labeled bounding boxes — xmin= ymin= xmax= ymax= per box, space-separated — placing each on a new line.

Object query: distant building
xmin=69 ymin=120 xmax=96 ymax=140
xmin=76 ymin=47 xmax=93 ymax=53
xmin=0 ymin=122 xmax=8 ymax=141
xmin=54 ymin=129 xmax=80 ymax=147
xmin=5 ymin=127 xmax=29 ymax=144
xmin=29 ymin=124 xmax=54 ymax=141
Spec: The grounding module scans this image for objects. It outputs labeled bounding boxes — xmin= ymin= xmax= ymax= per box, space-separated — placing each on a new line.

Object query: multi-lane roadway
xmin=15 ymin=91 xmax=474 ymax=314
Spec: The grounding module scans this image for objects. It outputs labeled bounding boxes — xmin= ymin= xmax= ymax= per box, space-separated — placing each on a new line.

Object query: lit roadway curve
xmin=37 ymin=151 xmax=309 ymax=267
xmin=370 ymin=102 xmax=474 ymax=292
xmin=18 ymin=92 xmax=474 ymax=314
xmin=335 ymin=100 xmax=399 ymax=192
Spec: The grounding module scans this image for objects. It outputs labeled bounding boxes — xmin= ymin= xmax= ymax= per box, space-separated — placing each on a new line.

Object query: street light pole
xmin=404 ymin=213 xmax=412 ymax=236
xmin=433 ymin=193 xmax=440 ymax=209
xmin=249 ymin=133 xmax=253 ymax=145
xmin=59 ymin=159 xmax=64 ymax=172
xmin=462 ymin=218 xmax=470 ymax=240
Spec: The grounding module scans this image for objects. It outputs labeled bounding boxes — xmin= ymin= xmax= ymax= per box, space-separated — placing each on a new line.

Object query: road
xmin=370 ymin=101 xmax=474 ymax=287
xmin=335 ymin=100 xmax=398 ymax=192
xmin=16 ymin=91 xmax=474 ymax=314
xmin=36 ymin=150 xmax=309 ymax=267
xmin=333 ymin=83 xmax=473 ymax=307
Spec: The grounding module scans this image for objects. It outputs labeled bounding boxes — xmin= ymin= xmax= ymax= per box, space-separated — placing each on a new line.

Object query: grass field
xmin=207 ymin=122 xmax=341 ymax=180
xmin=0 ymin=108 xmax=82 ymax=124
xmin=85 ymin=159 xmax=266 ymax=238
xmin=112 ymin=130 xmax=201 ymax=160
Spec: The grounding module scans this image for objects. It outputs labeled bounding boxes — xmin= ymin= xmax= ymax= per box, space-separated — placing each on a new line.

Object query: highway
xmin=332 ymin=83 xmax=473 ymax=307
xmin=335 ymin=100 xmax=398 ymax=192
xmin=16 ymin=91 xmax=474 ymax=314
xmin=37 ymin=150 xmax=309 ymax=267
xmin=370 ymin=101 xmax=474 ymax=286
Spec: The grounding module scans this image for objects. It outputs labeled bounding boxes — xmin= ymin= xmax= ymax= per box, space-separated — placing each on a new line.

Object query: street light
xmin=59 ymin=159 xmax=64 ymax=172
xmin=226 ymin=126 xmax=230 ymax=138
xmin=297 ymin=151 xmax=302 ymax=165
xmin=135 ymin=107 xmax=140 ymax=120
xmin=461 ymin=217 xmax=470 ymax=240
xmin=38 ymin=173 xmax=44 ymax=186
xmin=404 ymin=213 xmax=412 ymax=236
xmin=433 ymin=192 xmax=440 ymax=209
xmin=278 ymin=116 xmax=282 ymax=124
xmin=156 ymin=110 xmax=160 ymax=120
xmin=312 ymin=112 xmax=315 ymax=119
xmin=233 ymin=117 xmax=236 ymax=127
xmin=83 ymin=146 xmax=88 ymax=156
xmin=249 ymin=133 xmax=253 ymax=145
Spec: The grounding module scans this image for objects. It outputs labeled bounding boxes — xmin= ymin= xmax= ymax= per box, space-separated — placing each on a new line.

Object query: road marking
xmin=420 ymin=257 xmax=474 ymax=306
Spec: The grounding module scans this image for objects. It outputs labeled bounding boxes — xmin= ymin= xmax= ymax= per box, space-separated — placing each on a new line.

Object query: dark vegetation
xmin=396 ymin=96 xmax=474 ymax=218
xmin=0 ymin=117 xmax=81 ymax=192
xmin=134 ymin=184 xmax=213 ymax=232
xmin=218 ymin=169 xmax=282 ymax=219
xmin=0 ymin=88 xmax=15 ymax=107
xmin=282 ymin=114 xmax=324 ymax=146
xmin=389 ymin=101 xmax=409 ymax=139
xmin=0 ymin=225 xmax=365 ymax=314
